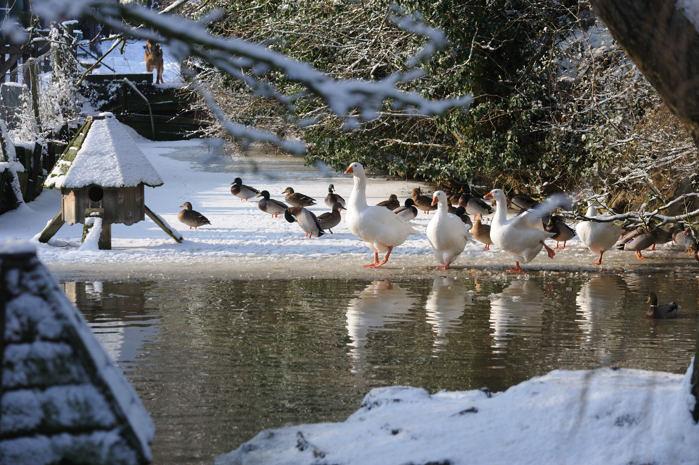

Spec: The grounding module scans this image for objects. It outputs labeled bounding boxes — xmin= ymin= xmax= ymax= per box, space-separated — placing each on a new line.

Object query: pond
xmin=59 ymin=271 xmax=698 ymax=465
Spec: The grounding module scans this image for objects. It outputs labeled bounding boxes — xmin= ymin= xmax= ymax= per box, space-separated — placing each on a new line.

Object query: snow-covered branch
xmin=27 ymin=0 xmax=472 ymax=154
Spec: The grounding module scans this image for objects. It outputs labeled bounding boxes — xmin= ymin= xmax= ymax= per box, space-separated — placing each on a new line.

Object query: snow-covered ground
xmin=87 ymin=39 xmax=182 ymax=85
xmin=0 ymin=123 xmax=696 ymax=275
xmin=218 ymin=362 xmax=699 ymax=465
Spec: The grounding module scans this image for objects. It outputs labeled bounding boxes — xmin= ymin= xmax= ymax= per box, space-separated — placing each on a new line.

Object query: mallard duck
xmin=509 ymin=192 xmax=538 ymax=213
xmin=282 ymin=186 xmax=316 ymax=207
xmin=458 ymin=193 xmax=493 ymax=216
xmin=230 ymin=177 xmax=259 ymax=201
xmin=673 ymin=226 xmax=699 ymax=260
xmin=317 ymin=202 xmax=345 ymax=233
xmin=257 ymin=190 xmax=288 ymax=218
xmin=345 ymin=162 xmax=416 ymax=268
xmin=485 ymin=188 xmax=571 ymax=272
xmin=393 ymin=198 xmax=418 ymax=221
xmin=377 ymin=194 xmax=400 ymax=211
xmin=178 ymin=202 xmax=210 ymax=229
xmin=412 ymin=187 xmax=436 ymax=214
xmin=544 ymin=215 xmax=575 ymax=249
xmin=472 ymin=213 xmax=492 ymax=250
xmin=324 ymin=184 xmax=346 ymax=208
xmin=426 ymin=191 xmax=473 ymax=270
xmin=575 ymin=205 xmax=622 ymax=265
xmin=621 ymin=227 xmax=672 ymax=260
xmin=645 ymin=292 xmax=678 ymax=319
xmin=285 ymin=206 xmax=324 ymax=238
xmin=449 ymin=205 xmax=472 ymax=228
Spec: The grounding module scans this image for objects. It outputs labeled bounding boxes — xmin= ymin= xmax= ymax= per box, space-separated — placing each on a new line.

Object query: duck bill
xmin=431 ymin=197 xmax=438 ymax=207
xmin=483 ymin=191 xmax=493 ymax=200
xmin=344 ymin=165 xmax=353 ymax=174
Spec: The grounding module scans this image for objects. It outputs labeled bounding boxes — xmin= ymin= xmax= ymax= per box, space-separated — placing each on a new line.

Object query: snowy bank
xmin=0 ymin=118 xmax=697 ymax=274
xmin=218 ymin=362 xmax=699 ymax=465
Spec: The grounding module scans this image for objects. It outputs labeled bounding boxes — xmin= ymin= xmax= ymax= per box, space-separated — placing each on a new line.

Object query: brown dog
xmin=144 ymin=39 xmax=164 ymax=84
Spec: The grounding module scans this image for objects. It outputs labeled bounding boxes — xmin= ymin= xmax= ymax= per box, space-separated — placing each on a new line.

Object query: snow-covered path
xmin=0 ymin=127 xmax=697 ymax=275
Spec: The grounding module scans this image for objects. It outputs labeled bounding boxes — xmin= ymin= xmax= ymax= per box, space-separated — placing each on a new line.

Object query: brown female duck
xmin=282 ymin=187 xmax=316 ymax=207
xmin=377 ymin=194 xmax=400 ymax=211
xmin=412 ymin=187 xmax=436 ymax=214
xmin=317 ymin=202 xmax=345 ymax=233
xmin=178 ymin=202 xmax=211 ymax=229
xmin=472 ymin=213 xmax=492 ymax=250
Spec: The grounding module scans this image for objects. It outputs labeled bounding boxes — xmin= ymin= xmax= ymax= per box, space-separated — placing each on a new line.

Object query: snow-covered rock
xmin=0 ymin=244 xmax=154 ymax=465
xmin=217 ymin=363 xmax=699 ymax=465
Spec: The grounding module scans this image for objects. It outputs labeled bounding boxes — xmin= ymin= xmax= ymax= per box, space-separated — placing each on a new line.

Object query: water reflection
xmin=346 ymin=280 xmax=416 ymax=370
xmin=576 ymin=275 xmax=627 ymax=341
xmin=425 ymin=276 xmax=469 ymax=350
xmin=489 ymin=279 xmax=545 ymax=351
xmin=58 ymin=273 xmax=697 ymax=465
xmin=62 ymin=281 xmax=159 ymax=364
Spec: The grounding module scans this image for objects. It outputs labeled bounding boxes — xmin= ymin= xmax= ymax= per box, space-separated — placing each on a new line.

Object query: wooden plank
xmin=145 ymin=204 xmax=183 ymax=243
xmin=37 ymin=210 xmax=65 ymax=243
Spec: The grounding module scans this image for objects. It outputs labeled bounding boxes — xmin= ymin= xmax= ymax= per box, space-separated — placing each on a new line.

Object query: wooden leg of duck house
xmin=145 ymin=204 xmax=183 ymax=243
xmin=37 ymin=210 xmax=65 ymax=243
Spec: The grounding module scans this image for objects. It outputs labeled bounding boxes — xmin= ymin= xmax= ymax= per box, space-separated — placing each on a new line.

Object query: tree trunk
xmin=590 ymin=0 xmax=699 ymax=421
xmin=590 ymin=0 xmax=699 ymax=140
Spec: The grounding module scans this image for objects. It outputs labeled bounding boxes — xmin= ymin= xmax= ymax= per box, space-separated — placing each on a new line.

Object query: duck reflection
xmin=425 ymin=277 xmax=469 ymax=350
xmin=489 ymin=279 xmax=544 ymax=350
xmin=575 ymin=275 xmax=627 ymax=344
xmin=346 ymin=280 xmax=416 ymax=370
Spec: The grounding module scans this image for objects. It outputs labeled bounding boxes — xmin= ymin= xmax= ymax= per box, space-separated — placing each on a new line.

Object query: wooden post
xmin=99 ymin=222 xmax=112 ymax=250
xmin=37 ymin=210 xmax=65 ymax=243
xmin=145 ymin=204 xmax=183 ymax=243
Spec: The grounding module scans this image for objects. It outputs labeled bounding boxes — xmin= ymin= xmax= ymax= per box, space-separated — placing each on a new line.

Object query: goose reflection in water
xmin=345 ymin=280 xmax=416 ymax=371
xmin=489 ymin=279 xmax=544 ymax=351
xmin=425 ymin=276 xmax=471 ymax=351
xmin=576 ymin=275 xmax=627 ymax=343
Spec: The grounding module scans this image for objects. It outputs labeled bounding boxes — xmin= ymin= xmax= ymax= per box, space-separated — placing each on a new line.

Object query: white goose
xmin=426 ymin=191 xmax=473 ymax=270
xmin=345 ymin=162 xmax=415 ymax=268
xmin=485 ymin=188 xmax=571 ymax=272
xmin=575 ymin=204 xmax=622 ymax=265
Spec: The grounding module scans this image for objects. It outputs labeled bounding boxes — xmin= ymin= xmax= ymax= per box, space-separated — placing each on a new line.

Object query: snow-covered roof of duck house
xmin=0 ymin=243 xmax=154 ymax=465
xmin=44 ymin=113 xmax=163 ymax=226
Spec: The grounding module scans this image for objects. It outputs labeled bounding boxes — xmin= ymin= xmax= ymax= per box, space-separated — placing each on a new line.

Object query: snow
xmin=45 ymin=114 xmax=163 ymax=189
xmin=79 ymin=217 xmax=102 ymax=251
xmin=1 ymin=120 xmax=696 ymax=270
xmin=217 ymin=362 xmax=699 ymax=465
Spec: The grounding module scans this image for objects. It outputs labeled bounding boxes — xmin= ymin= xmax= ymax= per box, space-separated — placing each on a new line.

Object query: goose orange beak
xmin=431 ymin=197 xmax=438 ymax=206
xmin=483 ymin=191 xmax=493 ymax=200
xmin=344 ymin=165 xmax=353 ymax=174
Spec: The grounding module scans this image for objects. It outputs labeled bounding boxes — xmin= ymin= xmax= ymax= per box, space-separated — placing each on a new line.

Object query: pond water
xmin=60 ymin=271 xmax=698 ymax=465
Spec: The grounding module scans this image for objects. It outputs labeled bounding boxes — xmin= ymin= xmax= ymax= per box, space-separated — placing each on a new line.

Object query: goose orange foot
xmin=543 ymin=242 xmax=556 ymax=259
xmin=363 ymin=251 xmax=380 ymax=268
xmin=507 ymin=261 xmax=524 ymax=273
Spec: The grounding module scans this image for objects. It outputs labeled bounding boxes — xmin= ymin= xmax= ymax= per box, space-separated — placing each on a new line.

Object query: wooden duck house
xmin=38 ymin=113 xmax=182 ymax=249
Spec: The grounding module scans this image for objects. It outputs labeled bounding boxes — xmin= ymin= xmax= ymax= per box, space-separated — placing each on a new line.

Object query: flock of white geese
xmin=218 ymin=162 xmax=697 ymax=271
